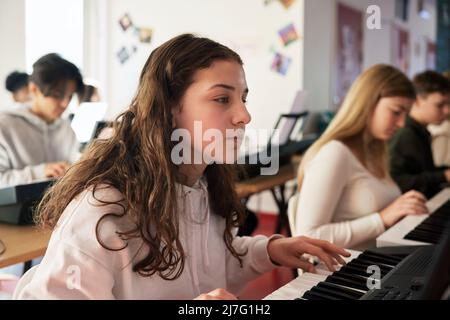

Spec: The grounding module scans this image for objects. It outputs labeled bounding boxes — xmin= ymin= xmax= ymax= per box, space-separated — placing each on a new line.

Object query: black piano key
xmin=364 ymin=250 xmax=404 ymax=263
xmin=310 ymin=285 xmax=356 ymax=300
xmin=339 ymin=264 xmax=371 ymax=277
xmin=333 ymin=269 xmax=369 ymax=282
xmin=414 ymin=222 xmax=444 ymax=232
xmin=317 ymin=281 xmax=364 ymax=299
xmin=404 ymin=229 xmax=442 ymax=243
xmin=348 ymin=258 xmax=392 ymax=273
xmin=404 ymin=232 xmax=440 ymax=243
xmin=343 ymin=263 xmax=370 ymax=274
xmin=346 ymin=261 xmax=389 ymax=276
xmin=302 ymin=290 xmax=339 ymax=300
xmin=359 ymin=252 xmax=401 ymax=266
xmin=325 ymin=274 xmax=369 ymax=291
xmin=359 ymin=251 xmax=398 ymax=263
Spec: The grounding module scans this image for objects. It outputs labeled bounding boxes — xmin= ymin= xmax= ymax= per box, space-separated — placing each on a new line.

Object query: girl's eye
xmin=391 ymin=109 xmax=402 ymax=116
xmin=215 ymin=97 xmax=229 ymax=104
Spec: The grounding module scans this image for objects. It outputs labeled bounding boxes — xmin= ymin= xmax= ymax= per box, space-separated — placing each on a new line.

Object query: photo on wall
xmin=118 ymin=13 xmax=133 ymax=31
xmin=278 ymin=23 xmax=300 ymax=47
xmin=392 ymin=25 xmax=410 ymax=74
xmin=138 ymin=28 xmax=153 ymax=43
xmin=270 ymin=52 xmax=292 ymax=76
xmin=335 ymin=3 xmax=363 ymax=107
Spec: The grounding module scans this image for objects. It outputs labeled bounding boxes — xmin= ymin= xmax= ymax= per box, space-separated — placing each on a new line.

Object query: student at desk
xmin=290 ymin=65 xmax=428 ymax=250
xmin=0 ymin=53 xmax=83 ymax=187
xmin=15 ymin=34 xmax=349 ymax=300
xmin=389 ymin=71 xmax=450 ymax=199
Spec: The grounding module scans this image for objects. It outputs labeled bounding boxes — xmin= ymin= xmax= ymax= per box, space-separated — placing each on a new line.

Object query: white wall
xmin=303 ymin=0 xmax=437 ymax=112
xmin=92 ymin=0 xmax=304 ymax=136
xmin=0 ymin=0 xmax=26 ymax=109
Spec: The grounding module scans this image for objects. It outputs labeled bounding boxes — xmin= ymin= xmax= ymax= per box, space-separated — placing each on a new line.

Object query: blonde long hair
xmin=297 ymin=64 xmax=415 ymax=189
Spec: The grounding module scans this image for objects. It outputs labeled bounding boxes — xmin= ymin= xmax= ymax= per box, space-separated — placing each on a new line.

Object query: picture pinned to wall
xmin=335 ymin=3 xmax=363 ymax=107
xmin=117 ymin=47 xmax=130 ymax=64
xmin=270 ymin=52 xmax=292 ymax=76
xmin=119 ymin=13 xmax=133 ymax=31
xmin=116 ymin=13 xmax=153 ymax=66
xmin=263 ymin=0 xmax=296 ymax=9
xmin=279 ymin=0 xmax=296 ymax=10
xmin=392 ymin=25 xmax=410 ymax=74
xmin=278 ymin=23 xmax=300 ymax=46
xmin=138 ymin=28 xmax=153 ymax=43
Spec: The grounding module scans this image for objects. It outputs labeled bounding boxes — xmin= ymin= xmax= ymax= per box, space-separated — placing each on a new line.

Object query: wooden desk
xmin=236 ymin=163 xmax=298 ymax=235
xmin=236 ymin=164 xmax=296 ymax=198
xmin=0 ymin=224 xmax=50 ymax=269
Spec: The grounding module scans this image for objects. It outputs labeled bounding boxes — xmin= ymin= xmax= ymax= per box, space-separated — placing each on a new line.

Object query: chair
xmin=11 ymin=264 xmax=39 ymax=299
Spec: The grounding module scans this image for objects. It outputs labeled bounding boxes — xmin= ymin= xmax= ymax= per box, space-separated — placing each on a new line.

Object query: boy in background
xmin=5 ymin=71 xmax=30 ymax=104
xmin=0 ymin=53 xmax=83 ymax=187
xmin=390 ymin=70 xmax=450 ymax=198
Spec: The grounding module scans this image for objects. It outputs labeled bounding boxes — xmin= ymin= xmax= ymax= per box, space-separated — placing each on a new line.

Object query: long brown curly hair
xmin=35 ymin=34 xmax=247 ymax=280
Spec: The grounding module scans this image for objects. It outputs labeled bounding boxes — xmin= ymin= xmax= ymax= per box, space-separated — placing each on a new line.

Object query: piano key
xmin=348 ymin=259 xmax=393 ymax=274
xmin=326 ymin=272 xmax=372 ymax=291
xmin=302 ymin=290 xmax=339 ymax=300
xmin=316 ymin=282 xmax=364 ymax=299
xmin=339 ymin=263 xmax=387 ymax=279
xmin=309 ymin=286 xmax=357 ymax=300
xmin=358 ymin=252 xmax=400 ymax=266
xmin=364 ymin=250 xmax=404 ymax=263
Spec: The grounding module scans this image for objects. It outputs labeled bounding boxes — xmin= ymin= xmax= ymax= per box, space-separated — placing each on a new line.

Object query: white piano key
xmin=264 ymin=249 xmax=363 ymax=300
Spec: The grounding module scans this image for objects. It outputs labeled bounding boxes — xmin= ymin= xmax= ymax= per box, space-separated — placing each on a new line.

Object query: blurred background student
xmin=4 ymin=71 xmax=30 ymax=107
xmin=0 ymin=53 xmax=83 ymax=187
xmin=389 ymin=70 xmax=450 ymax=199
xmin=77 ymin=83 xmax=100 ymax=104
xmin=428 ymin=71 xmax=450 ymax=167
xmin=290 ymin=65 xmax=428 ymax=251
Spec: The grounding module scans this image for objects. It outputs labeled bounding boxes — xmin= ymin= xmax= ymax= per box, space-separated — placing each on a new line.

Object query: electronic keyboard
xmin=0 ymin=179 xmax=53 ymax=225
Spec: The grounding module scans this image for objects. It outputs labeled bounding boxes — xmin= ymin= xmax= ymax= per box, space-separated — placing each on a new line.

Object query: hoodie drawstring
xmin=182 ymin=178 xmax=210 ymax=296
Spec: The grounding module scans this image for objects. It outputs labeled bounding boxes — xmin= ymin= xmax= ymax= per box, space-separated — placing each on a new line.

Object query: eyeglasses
xmin=0 ymin=238 xmax=5 ymax=256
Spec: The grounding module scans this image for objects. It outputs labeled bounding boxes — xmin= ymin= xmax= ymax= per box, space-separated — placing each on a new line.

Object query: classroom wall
xmin=0 ymin=0 xmax=26 ymax=109
xmin=91 ymin=0 xmax=304 ymax=136
xmin=302 ymin=0 xmax=437 ymax=112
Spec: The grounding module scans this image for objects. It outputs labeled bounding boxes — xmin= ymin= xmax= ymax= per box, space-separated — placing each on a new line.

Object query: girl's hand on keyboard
xmin=267 ymin=236 xmax=351 ymax=272
xmin=380 ymin=190 xmax=428 ymax=228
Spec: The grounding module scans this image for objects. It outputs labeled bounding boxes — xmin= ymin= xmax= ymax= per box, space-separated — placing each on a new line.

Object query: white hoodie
xmin=16 ymin=177 xmax=279 ymax=299
xmin=0 ymin=107 xmax=80 ymax=187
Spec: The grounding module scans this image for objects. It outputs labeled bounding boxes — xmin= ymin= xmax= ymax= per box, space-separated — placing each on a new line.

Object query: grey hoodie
xmin=0 ymin=107 xmax=80 ymax=187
